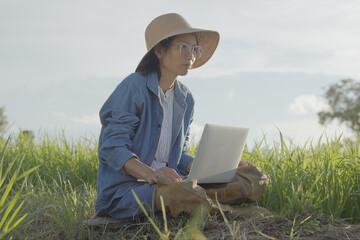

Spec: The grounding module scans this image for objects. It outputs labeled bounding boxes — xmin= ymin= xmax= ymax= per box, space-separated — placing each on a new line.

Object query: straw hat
xmin=137 ymin=13 xmax=220 ymax=70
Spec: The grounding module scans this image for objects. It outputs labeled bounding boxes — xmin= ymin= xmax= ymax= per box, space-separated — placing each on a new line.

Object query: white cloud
xmin=190 ymin=1 xmax=360 ymax=79
xmin=226 ymin=89 xmax=236 ymax=99
xmin=73 ymin=114 xmax=99 ymax=125
xmin=2 ymin=0 xmax=360 ymax=142
xmin=288 ymin=95 xmax=328 ymax=115
xmin=51 ymin=111 xmax=67 ymax=118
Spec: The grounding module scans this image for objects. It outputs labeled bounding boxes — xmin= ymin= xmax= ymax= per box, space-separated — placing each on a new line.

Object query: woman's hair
xmin=135 ymin=37 xmax=175 ymax=78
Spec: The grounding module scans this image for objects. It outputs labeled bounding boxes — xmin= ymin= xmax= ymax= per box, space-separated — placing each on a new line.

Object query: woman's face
xmin=157 ymin=33 xmax=198 ymax=79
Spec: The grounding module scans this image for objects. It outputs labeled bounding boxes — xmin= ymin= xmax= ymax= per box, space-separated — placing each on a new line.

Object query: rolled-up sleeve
xmin=98 ymin=83 xmax=141 ymax=171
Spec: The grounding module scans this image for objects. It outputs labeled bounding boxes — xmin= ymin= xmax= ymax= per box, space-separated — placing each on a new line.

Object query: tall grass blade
xmin=214 ymin=192 xmax=235 ymax=238
xmin=159 ymin=195 xmax=169 ymax=235
xmin=131 ymin=189 xmax=168 ymax=240
xmin=0 ymin=158 xmax=16 ymax=190
xmin=0 ymin=138 xmax=39 ymax=239
xmin=0 ymin=170 xmax=18 ymax=208
xmin=0 ymin=192 xmax=21 ymax=229
xmin=4 ymin=201 xmax=27 ymax=231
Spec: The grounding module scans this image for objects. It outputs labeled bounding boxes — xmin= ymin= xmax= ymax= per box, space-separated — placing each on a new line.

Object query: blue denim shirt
xmin=95 ymin=71 xmax=195 ymax=212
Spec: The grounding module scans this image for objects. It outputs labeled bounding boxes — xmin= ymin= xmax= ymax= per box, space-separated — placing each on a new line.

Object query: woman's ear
xmin=154 ymin=45 xmax=164 ymax=59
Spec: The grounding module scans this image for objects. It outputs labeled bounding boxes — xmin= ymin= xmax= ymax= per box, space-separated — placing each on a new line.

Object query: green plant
xmin=0 ymin=137 xmax=40 ymax=239
xmin=0 ymin=130 xmax=359 ymax=239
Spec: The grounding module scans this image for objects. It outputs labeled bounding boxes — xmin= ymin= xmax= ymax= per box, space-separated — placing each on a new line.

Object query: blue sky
xmin=1 ymin=0 xmax=359 ymax=147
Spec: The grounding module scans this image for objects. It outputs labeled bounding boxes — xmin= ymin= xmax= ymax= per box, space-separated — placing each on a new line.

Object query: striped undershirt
xmin=150 ymin=86 xmax=174 ymax=170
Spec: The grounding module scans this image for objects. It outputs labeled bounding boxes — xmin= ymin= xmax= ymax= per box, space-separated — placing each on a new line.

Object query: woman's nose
xmin=185 ymin=53 xmax=195 ymax=61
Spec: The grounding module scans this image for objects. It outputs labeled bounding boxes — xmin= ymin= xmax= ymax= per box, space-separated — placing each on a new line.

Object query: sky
xmin=1 ymin=0 xmax=359 ymax=148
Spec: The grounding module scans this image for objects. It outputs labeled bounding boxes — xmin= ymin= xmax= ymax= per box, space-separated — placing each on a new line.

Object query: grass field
xmin=1 ymin=132 xmax=359 ymax=239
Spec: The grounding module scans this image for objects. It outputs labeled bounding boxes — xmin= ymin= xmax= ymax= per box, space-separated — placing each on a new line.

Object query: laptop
xmin=187 ymin=123 xmax=249 ymax=184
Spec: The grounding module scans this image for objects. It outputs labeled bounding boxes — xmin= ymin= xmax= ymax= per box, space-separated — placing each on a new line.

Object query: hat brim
xmin=136 ymin=28 xmax=220 ymax=71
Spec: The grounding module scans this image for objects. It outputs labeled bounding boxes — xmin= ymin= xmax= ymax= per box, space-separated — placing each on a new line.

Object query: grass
xmin=0 ymin=131 xmax=359 ymax=239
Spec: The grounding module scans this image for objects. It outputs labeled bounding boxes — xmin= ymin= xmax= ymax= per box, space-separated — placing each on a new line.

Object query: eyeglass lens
xmin=179 ymin=43 xmax=203 ymax=59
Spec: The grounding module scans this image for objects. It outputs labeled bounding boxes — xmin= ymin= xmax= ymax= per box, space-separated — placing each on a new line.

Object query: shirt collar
xmin=146 ymin=71 xmax=160 ymax=96
xmin=146 ymin=71 xmax=188 ymax=101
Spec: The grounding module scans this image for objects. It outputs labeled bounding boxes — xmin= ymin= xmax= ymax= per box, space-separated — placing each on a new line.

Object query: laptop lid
xmin=187 ymin=124 xmax=249 ymax=184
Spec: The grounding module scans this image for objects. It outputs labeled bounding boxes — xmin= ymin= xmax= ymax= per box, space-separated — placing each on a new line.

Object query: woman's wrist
xmin=123 ymin=157 xmax=155 ymax=180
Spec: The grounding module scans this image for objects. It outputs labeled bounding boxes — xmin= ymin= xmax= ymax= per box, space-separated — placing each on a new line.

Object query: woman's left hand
xmin=239 ymin=161 xmax=255 ymax=167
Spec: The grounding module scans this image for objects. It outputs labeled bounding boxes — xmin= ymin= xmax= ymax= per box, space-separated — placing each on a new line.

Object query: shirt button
xmin=158 ymin=124 xmax=161 ymax=128
xmin=152 ymin=145 xmax=157 ymax=149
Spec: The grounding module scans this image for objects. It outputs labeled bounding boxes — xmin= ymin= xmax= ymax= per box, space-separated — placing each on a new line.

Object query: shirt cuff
xmin=178 ymin=151 xmax=194 ymax=176
xmin=110 ymin=149 xmax=139 ymax=171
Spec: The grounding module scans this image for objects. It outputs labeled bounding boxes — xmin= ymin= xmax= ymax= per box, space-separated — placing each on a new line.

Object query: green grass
xmin=0 ymin=131 xmax=359 ymax=239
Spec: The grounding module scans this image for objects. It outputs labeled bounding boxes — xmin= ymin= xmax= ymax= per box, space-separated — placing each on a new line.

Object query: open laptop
xmin=187 ymin=123 xmax=249 ymax=184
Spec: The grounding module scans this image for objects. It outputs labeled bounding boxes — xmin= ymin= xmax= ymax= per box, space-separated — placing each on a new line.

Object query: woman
xmin=95 ymin=13 xmax=268 ymax=220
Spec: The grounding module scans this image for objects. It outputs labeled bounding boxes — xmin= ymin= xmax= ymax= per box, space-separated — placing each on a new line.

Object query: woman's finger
xmin=239 ymin=161 xmax=255 ymax=167
xmin=157 ymin=167 xmax=182 ymax=182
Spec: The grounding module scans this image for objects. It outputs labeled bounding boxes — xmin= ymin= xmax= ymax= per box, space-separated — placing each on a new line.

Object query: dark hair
xmin=135 ymin=37 xmax=175 ymax=78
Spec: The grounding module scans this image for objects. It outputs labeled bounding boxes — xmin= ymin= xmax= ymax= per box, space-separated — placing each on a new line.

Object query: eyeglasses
xmin=178 ymin=43 xmax=203 ymax=59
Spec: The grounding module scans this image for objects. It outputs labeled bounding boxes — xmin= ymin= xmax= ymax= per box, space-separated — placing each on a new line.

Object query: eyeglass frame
xmin=177 ymin=42 xmax=203 ymax=59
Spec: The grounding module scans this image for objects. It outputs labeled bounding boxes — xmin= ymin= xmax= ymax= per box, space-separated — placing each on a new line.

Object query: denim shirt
xmin=95 ymin=71 xmax=195 ymax=212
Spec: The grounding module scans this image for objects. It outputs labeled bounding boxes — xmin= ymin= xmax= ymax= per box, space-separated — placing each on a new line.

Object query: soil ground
xmin=85 ymin=214 xmax=360 ymax=239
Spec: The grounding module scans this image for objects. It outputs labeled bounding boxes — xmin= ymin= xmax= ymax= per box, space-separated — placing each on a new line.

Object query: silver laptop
xmin=187 ymin=124 xmax=249 ymax=184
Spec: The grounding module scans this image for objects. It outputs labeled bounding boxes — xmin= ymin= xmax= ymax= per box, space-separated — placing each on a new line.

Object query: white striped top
xmin=150 ymin=86 xmax=174 ymax=170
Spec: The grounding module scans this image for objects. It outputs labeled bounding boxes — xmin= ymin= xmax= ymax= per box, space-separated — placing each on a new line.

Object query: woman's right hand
xmin=147 ymin=167 xmax=182 ymax=185
xmin=123 ymin=157 xmax=182 ymax=185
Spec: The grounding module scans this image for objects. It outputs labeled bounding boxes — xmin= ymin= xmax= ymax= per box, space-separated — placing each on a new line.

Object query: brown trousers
xmin=154 ymin=165 xmax=270 ymax=218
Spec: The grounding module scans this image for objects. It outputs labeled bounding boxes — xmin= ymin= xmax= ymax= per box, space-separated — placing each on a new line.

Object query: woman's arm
xmin=123 ymin=157 xmax=182 ymax=185
xmin=98 ymin=82 xmax=142 ymax=171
